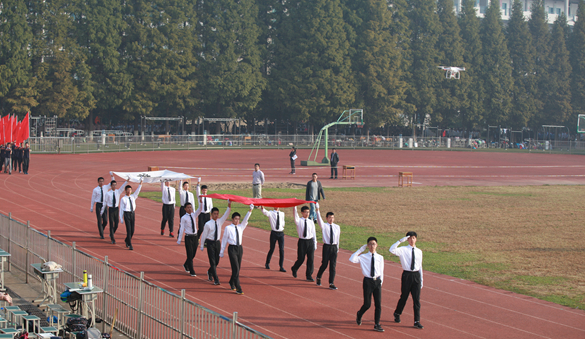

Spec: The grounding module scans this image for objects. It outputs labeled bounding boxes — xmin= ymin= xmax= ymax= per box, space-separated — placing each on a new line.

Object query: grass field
xmin=142 ymin=185 xmax=585 ymax=310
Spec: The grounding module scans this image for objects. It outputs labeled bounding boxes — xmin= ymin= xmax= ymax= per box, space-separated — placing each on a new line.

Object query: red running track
xmin=0 ymin=150 xmax=584 ymax=339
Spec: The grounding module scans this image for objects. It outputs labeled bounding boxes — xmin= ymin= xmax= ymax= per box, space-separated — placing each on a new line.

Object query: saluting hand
xmin=399 ymin=236 xmax=409 ymax=243
xmin=359 ymin=244 xmax=367 ymax=252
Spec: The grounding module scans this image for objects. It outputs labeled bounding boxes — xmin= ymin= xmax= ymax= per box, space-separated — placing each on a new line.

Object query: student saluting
xmin=220 ymin=204 xmax=254 ymax=295
xmin=90 ymin=173 xmax=115 ymax=239
xmin=199 ymin=200 xmax=231 ymax=285
xmin=119 ymin=179 xmax=143 ymax=250
xmin=176 ymin=202 xmax=203 ymax=277
xmin=160 ymin=180 xmax=176 ymax=237
xmin=314 ymin=202 xmax=340 ymax=290
xmin=100 ymin=173 xmax=127 ymax=244
xmin=290 ymin=205 xmax=317 ymax=282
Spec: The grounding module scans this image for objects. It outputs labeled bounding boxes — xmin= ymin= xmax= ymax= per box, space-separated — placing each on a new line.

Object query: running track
xmin=0 ymin=149 xmax=584 ymax=338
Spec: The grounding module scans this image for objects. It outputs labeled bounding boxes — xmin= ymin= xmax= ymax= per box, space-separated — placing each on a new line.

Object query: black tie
xmin=185 ymin=192 xmax=189 ymax=206
xmin=189 ymin=215 xmax=195 ymax=234
xmin=214 ymin=220 xmax=218 ymax=241
xmin=235 ymin=226 xmax=240 ymax=246
xmin=112 ymin=191 xmax=116 ymax=207
xmin=303 ymin=219 xmax=307 ymax=238
xmin=330 ymin=224 xmax=334 ymax=245
xmin=276 ymin=212 xmax=280 ymax=230
xmin=371 ymin=253 xmax=375 ymax=277
xmin=129 ymin=197 xmax=134 ymax=212
xmin=100 ymin=187 xmax=103 ymax=203
xmin=167 ymin=187 xmax=171 ymax=201
xmin=411 ymin=247 xmax=415 ymax=271
xmin=204 ymin=198 xmax=207 ymax=212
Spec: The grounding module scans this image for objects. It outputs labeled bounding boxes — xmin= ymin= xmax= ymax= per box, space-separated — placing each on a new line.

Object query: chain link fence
xmin=0 ymin=212 xmax=271 ymax=339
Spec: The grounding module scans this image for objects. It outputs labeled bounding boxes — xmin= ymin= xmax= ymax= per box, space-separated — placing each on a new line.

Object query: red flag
xmin=12 ymin=115 xmax=17 ymax=142
xmin=202 ymin=194 xmax=315 ymax=208
xmin=6 ymin=115 xmax=13 ymax=143
xmin=17 ymin=112 xmax=30 ymax=143
xmin=0 ymin=115 xmax=4 ymax=144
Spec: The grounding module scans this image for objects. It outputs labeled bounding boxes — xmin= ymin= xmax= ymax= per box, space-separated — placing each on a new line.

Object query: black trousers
xmin=184 ymin=235 xmax=198 ymax=275
xmin=22 ymin=158 xmax=29 ymax=173
xmin=17 ymin=159 xmax=22 ymax=172
xmin=206 ymin=239 xmax=221 ymax=283
xmin=317 ymin=244 xmax=337 ymax=284
xmin=95 ymin=203 xmax=107 ymax=237
xmin=359 ymin=277 xmax=382 ymax=325
xmin=290 ymin=159 xmax=295 ymax=173
xmin=179 ymin=206 xmax=186 ymax=218
xmin=108 ymin=207 xmax=119 ymax=241
xmin=291 ymin=239 xmax=314 ymax=279
xmin=161 ymin=203 xmax=175 ymax=232
xmin=330 ymin=166 xmax=338 ymax=178
xmin=198 ymin=212 xmax=211 ymax=233
xmin=123 ymin=211 xmax=135 ymax=246
xmin=266 ymin=231 xmax=285 ymax=268
xmin=394 ymin=270 xmax=422 ymax=322
xmin=228 ymin=245 xmax=243 ymax=292
xmin=12 ymin=157 xmax=17 ymax=170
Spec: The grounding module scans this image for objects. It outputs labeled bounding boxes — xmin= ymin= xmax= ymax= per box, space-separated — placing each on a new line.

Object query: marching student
xmin=119 ymin=179 xmax=143 ymax=250
xmin=350 ymin=237 xmax=385 ymax=332
xmin=290 ymin=205 xmax=317 ymax=282
xmin=160 ymin=180 xmax=176 ymax=237
xmin=14 ymin=144 xmax=23 ymax=173
xmin=314 ymin=203 xmax=340 ymax=290
xmin=390 ymin=232 xmax=424 ymax=329
xmin=196 ymin=178 xmax=213 ymax=234
xmin=22 ymin=142 xmax=30 ymax=174
xmin=176 ymin=202 xmax=203 ymax=277
xmin=220 ymin=204 xmax=254 ymax=295
xmin=90 ymin=173 xmax=114 ymax=239
xmin=0 ymin=144 xmax=5 ymax=173
xmin=261 ymin=206 xmax=286 ymax=272
xmin=3 ymin=143 xmax=11 ymax=174
xmin=179 ymin=181 xmax=195 ymax=218
xmin=100 ymin=174 xmax=128 ymax=244
xmin=199 ymin=200 xmax=231 ymax=285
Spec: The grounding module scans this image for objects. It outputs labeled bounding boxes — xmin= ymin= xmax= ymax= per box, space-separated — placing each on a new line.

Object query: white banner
xmin=113 ymin=170 xmax=194 ymax=183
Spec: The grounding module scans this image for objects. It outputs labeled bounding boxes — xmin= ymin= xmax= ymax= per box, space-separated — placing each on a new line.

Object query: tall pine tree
xmin=570 ymin=0 xmax=585 ymax=118
xmin=480 ymin=0 xmax=513 ymax=125
xmin=544 ymin=14 xmax=572 ymax=124
xmin=506 ymin=0 xmax=536 ymax=128
xmin=528 ymin=0 xmax=550 ymax=126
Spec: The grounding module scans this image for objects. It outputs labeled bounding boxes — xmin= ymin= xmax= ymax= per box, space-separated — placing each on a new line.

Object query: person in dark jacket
xmin=22 ymin=143 xmax=30 ymax=174
xmin=289 ymin=146 xmax=297 ymax=174
xmin=329 ymin=149 xmax=339 ymax=179
xmin=305 ymin=173 xmax=325 ymax=221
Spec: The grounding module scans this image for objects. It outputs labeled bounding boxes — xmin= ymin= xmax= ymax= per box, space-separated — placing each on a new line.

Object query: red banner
xmin=16 ymin=112 xmax=30 ymax=144
xmin=202 ymin=194 xmax=314 ymax=208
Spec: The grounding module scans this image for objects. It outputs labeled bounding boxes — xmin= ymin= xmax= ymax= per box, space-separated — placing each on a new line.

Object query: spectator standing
xmin=329 ymin=149 xmax=339 ymax=179
xmin=252 ymin=163 xmax=265 ymax=199
xmin=289 ymin=147 xmax=297 ymax=174
xmin=305 ymin=173 xmax=325 ymax=221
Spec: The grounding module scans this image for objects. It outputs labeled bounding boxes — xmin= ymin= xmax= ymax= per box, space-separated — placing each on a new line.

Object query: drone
xmin=437 ymin=66 xmax=465 ymax=79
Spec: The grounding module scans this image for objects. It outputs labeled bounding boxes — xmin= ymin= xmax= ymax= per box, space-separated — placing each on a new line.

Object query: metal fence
xmin=0 ymin=212 xmax=271 ymax=339
xmin=26 ymin=134 xmax=585 ymax=154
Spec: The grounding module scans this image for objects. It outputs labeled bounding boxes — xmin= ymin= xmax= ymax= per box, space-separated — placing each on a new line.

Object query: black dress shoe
xmin=329 ymin=284 xmax=337 ymax=290
xmin=236 ymin=290 xmax=244 ymax=295
xmin=125 ymin=242 xmax=129 ymax=248
xmin=279 ymin=267 xmax=287 ymax=272
xmin=356 ymin=311 xmax=362 ymax=326
xmin=111 ymin=240 xmax=116 ymax=244
xmin=306 ymin=277 xmax=314 ymax=282
xmin=214 ymin=281 xmax=220 ymax=285
xmin=414 ymin=322 xmax=424 ymax=329
xmin=183 ymin=264 xmax=189 ymax=273
xmin=291 ymin=267 xmax=297 ymax=278
xmin=265 ymin=263 xmax=270 ymax=270
xmin=190 ymin=273 xmax=196 ymax=277
xmin=129 ymin=245 xmax=133 ymax=250
xmin=100 ymin=235 xmax=104 ymax=239
xmin=394 ymin=312 xmax=401 ymax=323
xmin=207 ymin=271 xmax=213 ymax=281
xmin=229 ymin=282 xmax=236 ymax=290
xmin=374 ymin=324 xmax=384 ymax=332
xmin=316 ymin=277 xmax=321 ymax=286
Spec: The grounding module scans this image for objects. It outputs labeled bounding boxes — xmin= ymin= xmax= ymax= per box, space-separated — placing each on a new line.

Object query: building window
xmin=549 ymin=7 xmax=554 ymax=14
xmin=502 ymin=2 xmax=507 ymax=15
xmin=556 ymin=8 xmax=561 ymax=15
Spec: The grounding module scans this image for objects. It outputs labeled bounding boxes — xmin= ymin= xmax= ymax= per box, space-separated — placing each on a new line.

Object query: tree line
xmin=1 ymin=0 xmax=585 ymax=133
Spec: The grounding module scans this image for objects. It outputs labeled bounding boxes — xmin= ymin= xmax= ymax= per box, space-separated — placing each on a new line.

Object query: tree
xmin=543 ymin=14 xmax=572 ymax=124
xmin=570 ymin=0 xmax=585 ymax=119
xmin=270 ymin=0 xmax=356 ymax=128
xmin=480 ymin=0 xmax=513 ymax=125
xmin=506 ymin=0 xmax=537 ymax=127
xmin=435 ymin=0 xmax=467 ymax=128
xmin=458 ymin=0 xmax=485 ymax=129
xmin=528 ymin=0 xmax=550 ymax=125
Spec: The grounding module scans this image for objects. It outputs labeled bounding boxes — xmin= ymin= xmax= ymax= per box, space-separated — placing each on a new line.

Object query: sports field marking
xmin=161 ymin=164 xmax=585 ymax=171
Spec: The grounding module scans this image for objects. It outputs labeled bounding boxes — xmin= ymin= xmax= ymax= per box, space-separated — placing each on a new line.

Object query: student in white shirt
xmin=176 ymin=202 xmax=203 ymax=276
xmin=290 ymin=205 xmax=317 ymax=281
xmin=160 ymin=180 xmax=176 ymax=237
xmin=390 ymin=231 xmax=424 ymax=329
xmin=314 ymin=203 xmax=340 ymax=290
xmin=119 ymin=179 xmax=143 ymax=250
xmin=179 ymin=181 xmax=195 ymax=218
xmin=350 ymin=237 xmax=385 ymax=333
xmin=90 ymin=173 xmax=114 ymax=239
xmin=220 ymin=204 xmax=254 ymax=295
xmin=199 ymin=200 xmax=231 ymax=285
xmin=252 ymin=163 xmax=265 ymax=199
xmin=100 ymin=177 xmax=128 ymax=244
xmin=196 ymin=178 xmax=213 ymax=234
xmin=261 ymin=206 xmax=286 ymax=272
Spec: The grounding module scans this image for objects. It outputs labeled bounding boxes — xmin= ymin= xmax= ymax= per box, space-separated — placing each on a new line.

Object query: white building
xmin=454 ymin=0 xmax=580 ymax=25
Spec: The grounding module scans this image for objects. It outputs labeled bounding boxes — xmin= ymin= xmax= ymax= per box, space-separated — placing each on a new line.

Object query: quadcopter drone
xmin=438 ymin=66 xmax=465 ymax=79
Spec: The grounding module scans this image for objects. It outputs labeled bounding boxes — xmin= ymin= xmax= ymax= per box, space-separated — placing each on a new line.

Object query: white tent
xmin=113 ymin=170 xmax=194 ymax=183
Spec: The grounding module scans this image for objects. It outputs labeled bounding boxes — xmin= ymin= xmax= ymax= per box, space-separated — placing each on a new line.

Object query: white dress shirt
xmin=252 ymin=170 xmax=265 ymax=185
xmin=349 ymin=249 xmax=385 ymax=284
xmin=293 ymin=206 xmax=317 ymax=249
xmin=315 ymin=211 xmax=340 ymax=251
xmin=90 ymin=181 xmax=112 ymax=211
xmin=161 ymin=182 xmax=176 ymax=205
xmin=199 ymin=207 xmax=231 ymax=250
xmin=390 ymin=241 xmax=424 ymax=287
xmin=177 ymin=204 xmax=203 ymax=244
xmin=196 ymin=184 xmax=213 ymax=213
xmin=220 ymin=211 xmax=252 ymax=256
xmin=100 ymin=181 xmax=128 ymax=215
xmin=119 ymin=184 xmax=142 ymax=223
xmin=261 ymin=208 xmax=284 ymax=232
xmin=179 ymin=186 xmax=195 ymax=207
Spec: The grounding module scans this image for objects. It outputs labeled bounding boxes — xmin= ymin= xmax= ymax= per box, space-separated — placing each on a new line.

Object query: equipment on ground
xmin=437 ymin=66 xmax=465 ymax=79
